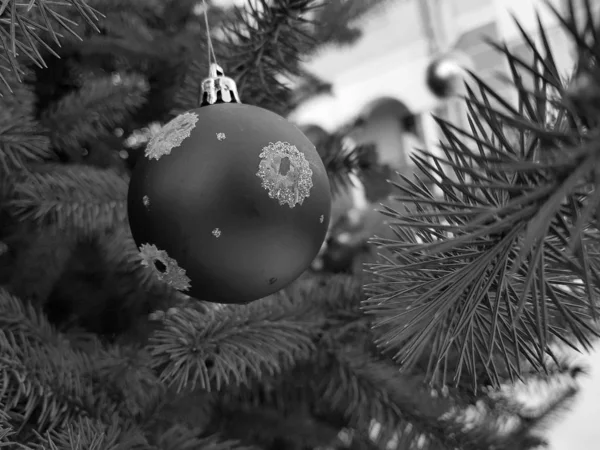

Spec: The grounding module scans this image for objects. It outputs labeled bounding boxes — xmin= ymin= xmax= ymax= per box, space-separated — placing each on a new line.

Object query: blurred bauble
xmin=426 ymin=54 xmax=465 ymax=98
xmin=127 ymin=65 xmax=331 ymax=304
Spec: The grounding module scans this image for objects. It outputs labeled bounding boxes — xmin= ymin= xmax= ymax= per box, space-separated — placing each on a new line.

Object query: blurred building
xmin=290 ymin=0 xmax=585 ymax=177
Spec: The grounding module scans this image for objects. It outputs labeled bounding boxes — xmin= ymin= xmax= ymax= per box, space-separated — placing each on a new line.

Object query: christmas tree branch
xmin=32 ymin=416 xmax=147 ymax=450
xmin=6 ymin=164 xmax=128 ymax=235
xmin=217 ymin=0 xmax=317 ymax=114
xmin=96 ymin=224 xmax=184 ymax=314
xmin=315 ymin=347 xmax=454 ymax=448
xmin=3 ymin=227 xmax=76 ymax=306
xmin=174 ymin=0 xmax=318 ymax=115
xmin=0 ymin=117 xmax=53 ymax=174
xmin=147 ymin=296 xmax=322 ymax=393
xmin=318 ymin=345 xmax=580 ymax=450
xmin=151 ymin=431 xmax=258 ymax=450
xmin=0 ymin=0 xmax=101 ymax=88
xmin=0 ymin=65 xmax=35 ymax=115
xmin=0 ymin=67 xmax=52 ymax=175
xmin=363 ymin=0 xmax=600 ymax=390
xmin=0 ymin=290 xmax=121 ymax=437
xmin=40 ymin=74 xmax=149 ymax=158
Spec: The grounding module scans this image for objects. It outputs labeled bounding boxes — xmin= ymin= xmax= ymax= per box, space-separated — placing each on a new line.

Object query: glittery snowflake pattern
xmin=212 ymin=228 xmax=221 ymax=237
xmin=145 ymin=112 xmax=199 ymax=160
xmin=256 ymin=141 xmax=313 ymax=208
xmin=143 ymin=195 xmax=150 ymax=208
xmin=216 ymin=132 xmax=226 ymax=141
xmin=139 ymin=243 xmax=191 ymax=291
xmin=319 ymin=215 xmax=324 ymax=223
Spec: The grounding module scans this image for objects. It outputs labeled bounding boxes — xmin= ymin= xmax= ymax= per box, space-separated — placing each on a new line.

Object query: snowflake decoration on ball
xmin=139 ymin=243 xmax=191 ymax=291
xmin=256 ymin=141 xmax=313 ymax=208
xmin=145 ymin=112 xmax=199 ymax=160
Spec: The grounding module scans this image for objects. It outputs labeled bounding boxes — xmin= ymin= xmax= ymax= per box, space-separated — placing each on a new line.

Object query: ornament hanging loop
xmin=198 ymin=0 xmax=240 ymax=107
xmin=200 ymin=63 xmax=241 ymax=106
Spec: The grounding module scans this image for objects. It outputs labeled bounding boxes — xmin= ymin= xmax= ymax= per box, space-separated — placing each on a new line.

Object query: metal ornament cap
xmin=200 ymin=63 xmax=241 ymax=106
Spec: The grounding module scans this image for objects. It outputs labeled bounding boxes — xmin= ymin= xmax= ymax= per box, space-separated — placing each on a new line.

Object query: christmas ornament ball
xmin=127 ymin=102 xmax=331 ymax=304
xmin=426 ymin=55 xmax=464 ymax=98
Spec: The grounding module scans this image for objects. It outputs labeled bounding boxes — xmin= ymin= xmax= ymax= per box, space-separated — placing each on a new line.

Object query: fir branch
xmin=311 ymin=0 xmax=395 ymax=47
xmin=317 ymin=130 xmax=367 ymax=197
xmin=3 ymin=227 xmax=76 ymax=306
xmin=152 ymin=430 xmax=258 ymax=450
xmin=40 ymin=74 xmax=149 ymax=156
xmin=0 ymin=63 xmax=35 ymax=112
xmin=174 ymin=0 xmax=318 ymax=115
xmin=211 ymin=405 xmax=341 ymax=449
xmin=6 ymin=164 xmax=128 ymax=235
xmin=363 ymin=0 xmax=600 ymax=390
xmin=315 ymin=347 xmax=454 ymax=448
xmin=0 ymin=67 xmax=51 ymax=174
xmin=96 ymin=224 xmax=184 ymax=313
xmin=0 ymin=0 xmax=101 ymax=88
xmin=218 ymin=0 xmax=318 ymax=114
xmin=0 ymin=289 xmax=157 ymax=445
xmin=0 ymin=116 xmax=53 ymax=174
xmin=319 ymin=346 xmax=578 ymax=450
xmin=0 ymin=325 xmax=114 ymax=436
xmin=85 ymin=344 xmax=164 ymax=422
xmin=33 ymin=416 xmax=148 ymax=450
xmin=0 ymin=285 xmax=70 ymax=344
xmin=147 ymin=296 xmax=321 ymax=393
xmin=0 ymin=408 xmax=30 ymax=449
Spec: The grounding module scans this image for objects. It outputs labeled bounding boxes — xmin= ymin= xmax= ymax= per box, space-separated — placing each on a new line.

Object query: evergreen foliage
xmin=0 ymin=0 xmax=599 ymax=449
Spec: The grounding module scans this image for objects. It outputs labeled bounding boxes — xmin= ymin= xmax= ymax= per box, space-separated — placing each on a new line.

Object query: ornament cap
xmin=200 ymin=63 xmax=241 ymax=106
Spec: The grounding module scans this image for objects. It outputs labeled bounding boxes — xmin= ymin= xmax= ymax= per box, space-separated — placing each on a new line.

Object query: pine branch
xmin=96 ymin=224 xmax=184 ymax=312
xmin=0 ymin=66 xmax=52 ymax=174
xmin=0 ymin=284 xmax=71 ymax=344
xmin=315 ymin=347 xmax=454 ymax=448
xmin=0 ymin=63 xmax=35 ymax=113
xmin=147 ymin=296 xmax=320 ymax=393
xmin=174 ymin=0 xmax=318 ymax=115
xmin=317 ymin=130 xmax=370 ymax=198
xmin=0 ymin=0 xmax=101 ymax=89
xmin=318 ymin=346 xmax=580 ymax=450
xmin=6 ymin=164 xmax=128 ymax=235
xmin=211 ymin=405 xmax=341 ymax=449
xmin=0 ymin=409 xmax=32 ymax=449
xmin=0 ymin=291 xmax=121 ymax=438
xmin=151 ymin=430 xmax=258 ymax=450
xmin=32 ymin=416 xmax=147 ymax=450
xmin=311 ymin=0 xmax=395 ymax=47
xmin=218 ymin=0 xmax=317 ymax=114
xmin=3 ymin=226 xmax=76 ymax=306
xmin=40 ymin=74 xmax=149 ymax=157
xmin=0 ymin=116 xmax=53 ymax=174
xmin=363 ymin=0 xmax=600 ymax=390
xmin=299 ymin=123 xmax=384 ymax=199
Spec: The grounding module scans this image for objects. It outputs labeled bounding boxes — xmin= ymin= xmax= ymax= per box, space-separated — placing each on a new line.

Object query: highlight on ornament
xmin=425 ymin=52 xmax=471 ymax=98
xmin=127 ymin=63 xmax=332 ymax=304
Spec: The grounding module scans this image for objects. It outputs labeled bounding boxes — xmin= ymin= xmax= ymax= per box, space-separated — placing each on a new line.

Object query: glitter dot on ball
xmin=143 ymin=195 xmax=150 ymax=208
xmin=256 ymin=141 xmax=313 ymax=208
xmin=217 ymin=132 xmax=226 ymax=141
xmin=139 ymin=243 xmax=191 ymax=291
xmin=319 ymin=215 xmax=324 ymax=223
xmin=212 ymin=228 xmax=222 ymax=238
xmin=145 ymin=112 xmax=199 ymax=160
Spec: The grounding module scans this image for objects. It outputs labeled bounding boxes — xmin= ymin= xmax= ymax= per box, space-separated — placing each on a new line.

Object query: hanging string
xmin=202 ymin=0 xmax=219 ymax=69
